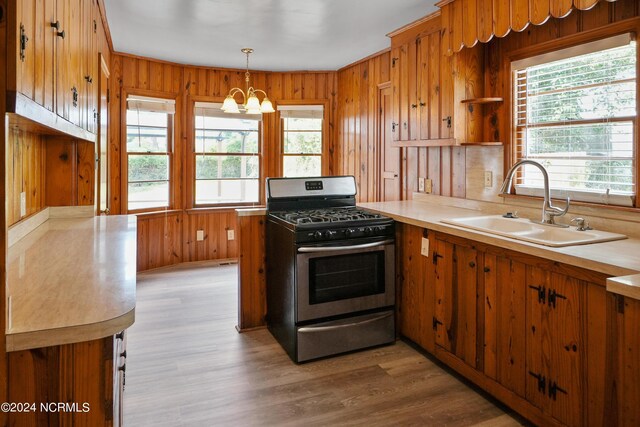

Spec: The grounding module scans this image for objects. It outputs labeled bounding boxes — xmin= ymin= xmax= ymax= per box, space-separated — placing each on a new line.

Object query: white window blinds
xmin=277 ymin=105 xmax=324 ymax=119
xmin=512 ymin=34 xmax=636 ymax=206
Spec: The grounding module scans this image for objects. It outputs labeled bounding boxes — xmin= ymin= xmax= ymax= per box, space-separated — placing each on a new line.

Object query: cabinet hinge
xmin=20 ymin=24 xmax=29 ymax=62
xmin=528 ymin=285 xmax=546 ymax=304
xmin=547 ymin=289 xmax=566 ymax=309
xmin=548 ymin=381 xmax=567 ymax=401
xmin=616 ymin=294 xmax=625 ymax=314
xmin=106 ymin=88 xmax=110 ymax=103
xmin=93 ymin=19 xmax=97 ymax=33
xmin=528 ymin=371 xmax=546 ymax=394
xmin=392 ymin=57 xmax=398 ymax=67
xmin=71 ymin=86 xmax=79 ymax=107
xmin=432 ymin=317 xmax=442 ymax=331
xmin=432 ymin=251 xmax=442 ymax=265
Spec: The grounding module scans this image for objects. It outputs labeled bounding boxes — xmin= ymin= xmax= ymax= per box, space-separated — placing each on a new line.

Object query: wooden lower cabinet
xmin=396 ymin=224 xmax=436 ymax=352
xmin=433 ymin=235 xmax=478 ymax=369
xmin=7 ymin=333 xmax=124 ymax=426
xmin=396 ymin=223 xmax=639 ymax=426
xmin=483 ymin=253 xmax=527 ymax=397
xmin=525 ymin=268 xmax=584 ymax=426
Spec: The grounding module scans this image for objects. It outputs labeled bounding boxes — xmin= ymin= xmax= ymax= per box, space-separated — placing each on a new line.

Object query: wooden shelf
xmin=460 ymin=141 xmax=503 ymax=146
xmin=392 ymin=138 xmax=458 ymax=148
xmin=460 ymin=97 xmax=504 ymax=104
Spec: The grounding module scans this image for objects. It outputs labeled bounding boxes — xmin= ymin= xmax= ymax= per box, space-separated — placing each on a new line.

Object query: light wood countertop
xmin=6 ymin=215 xmax=137 ymax=351
xmin=359 ymin=200 xmax=640 ymax=297
xmin=236 ymin=207 xmax=266 ymax=216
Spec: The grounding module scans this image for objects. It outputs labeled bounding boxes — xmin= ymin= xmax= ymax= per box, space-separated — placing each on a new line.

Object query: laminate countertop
xmin=359 ymin=200 xmax=640 ymax=298
xmin=6 ymin=215 xmax=137 ymax=352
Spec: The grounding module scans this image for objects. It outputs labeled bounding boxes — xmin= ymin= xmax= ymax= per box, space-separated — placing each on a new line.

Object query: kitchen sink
xmin=441 ymin=215 xmax=627 ymax=247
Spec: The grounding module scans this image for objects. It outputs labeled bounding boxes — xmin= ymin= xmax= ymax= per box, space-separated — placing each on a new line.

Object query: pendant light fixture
xmin=221 ymin=48 xmax=275 ymax=115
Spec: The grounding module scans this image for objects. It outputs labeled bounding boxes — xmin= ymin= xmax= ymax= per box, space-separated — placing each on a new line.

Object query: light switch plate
xmin=20 ymin=192 xmax=26 ymax=217
xmin=484 ymin=171 xmax=493 ymax=188
xmin=418 ymin=177 xmax=425 ymax=192
xmin=227 ymin=229 xmax=235 ymax=241
xmin=425 ymin=179 xmax=433 ymax=194
xmin=196 ymin=230 xmax=204 ymax=241
xmin=421 ymin=237 xmax=429 ymax=257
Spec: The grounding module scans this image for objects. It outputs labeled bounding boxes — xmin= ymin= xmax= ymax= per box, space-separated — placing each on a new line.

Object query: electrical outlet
xmin=196 ymin=230 xmax=204 ymax=241
xmin=418 ymin=177 xmax=425 ymax=192
xmin=227 ymin=229 xmax=235 ymax=240
xmin=20 ymin=192 xmax=26 ymax=217
xmin=421 ymin=237 xmax=429 ymax=257
xmin=424 ymin=179 xmax=433 ymax=194
xmin=484 ymin=171 xmax=493 ymax=188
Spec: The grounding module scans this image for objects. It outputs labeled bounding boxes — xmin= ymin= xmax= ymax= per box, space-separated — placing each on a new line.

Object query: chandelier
xmin=221 ymin=48 xmax=275 ymax=114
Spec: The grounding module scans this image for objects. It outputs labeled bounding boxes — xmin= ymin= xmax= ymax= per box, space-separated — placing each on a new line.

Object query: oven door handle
xmin=297 ymin=239 xmax=394 ymax=253
xmin=298 ymin=311 xmax=393 ymax=333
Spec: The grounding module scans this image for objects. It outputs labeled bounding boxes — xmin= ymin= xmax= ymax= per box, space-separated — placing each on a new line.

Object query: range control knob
xmin=345 ymin=228 xmax=355 ymax=237
xmin=324 ymin=230 xmax=336 ymax=238
xmin=313 ymin=231 xmax=323 ymax=240
xmin=363 ymin=227 xmax=372 ymax=234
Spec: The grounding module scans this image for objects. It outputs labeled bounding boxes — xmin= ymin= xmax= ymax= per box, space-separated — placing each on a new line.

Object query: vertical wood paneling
xmin=237 ymin=214 xmax=266 ymax=330
xmin=6 ymin=129 xmax=46 ymax=226
xmin=113 ymin=54 xmax=334 ymax=270
xmin=335 ymin=51 xmax=390 ymax=202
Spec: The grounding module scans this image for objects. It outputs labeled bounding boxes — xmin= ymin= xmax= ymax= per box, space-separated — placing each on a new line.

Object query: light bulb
xmin=260 ymin=97 xmax=275 ymax=113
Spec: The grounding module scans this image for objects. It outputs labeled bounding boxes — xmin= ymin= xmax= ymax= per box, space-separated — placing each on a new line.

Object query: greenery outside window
xmin=279 ymin=105 xmax=324 ymax=177
xmin=194 ymin=102 xmax=260 ymax=205
xmin=126 ymin=97 xmax=174 ymax=211
xmin=512 ymin=33 xmax=636 ymax=206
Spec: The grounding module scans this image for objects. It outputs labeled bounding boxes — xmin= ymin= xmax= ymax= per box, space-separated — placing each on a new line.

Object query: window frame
xmin=189 ymin=98 xmax=264 ymax=208
xmin=277 ymin=100 xmax=330 ymax=178
xmin=122 ymin=91 xmax=177 ymax=214
xmin=505 ymin=27 xmax=640 ymax=210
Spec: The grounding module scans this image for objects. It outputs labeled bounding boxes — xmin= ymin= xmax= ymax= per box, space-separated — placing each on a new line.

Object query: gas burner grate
xmin=276 ymin=208 xmax=383 ymax=226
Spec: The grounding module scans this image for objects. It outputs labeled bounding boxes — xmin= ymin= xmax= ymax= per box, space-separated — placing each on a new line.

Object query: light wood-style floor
xmin=125 ymin=262 xmax=524 ymax=427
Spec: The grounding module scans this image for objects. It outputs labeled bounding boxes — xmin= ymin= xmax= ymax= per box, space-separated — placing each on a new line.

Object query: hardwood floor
xmin=125 ymin=262 xmax=524 ymax=426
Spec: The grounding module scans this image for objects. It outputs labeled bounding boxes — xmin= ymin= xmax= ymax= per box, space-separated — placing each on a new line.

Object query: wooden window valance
xmin=437 ymin=0 xmax=619 ymax=54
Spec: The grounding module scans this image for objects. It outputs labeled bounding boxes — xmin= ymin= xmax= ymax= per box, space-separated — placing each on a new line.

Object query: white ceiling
xmin=103 ymin=0 xmax=438 ymax=71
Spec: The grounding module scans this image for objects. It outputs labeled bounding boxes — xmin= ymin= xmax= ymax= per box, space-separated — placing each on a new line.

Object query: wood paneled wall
xmin=336 ymin=51 xmax=390 ymax=202
xmin=336 ymin=0 xmax=639 ymax=204
xmin=6 ymin=130 xmax=95 ymax=227
xmin=6 ymin=129 xmax=45 ymax=226
xmin=109 ymin=53 xmax=337 ymax=270
xmin=335 ymin=49 xmax=466 ymax=202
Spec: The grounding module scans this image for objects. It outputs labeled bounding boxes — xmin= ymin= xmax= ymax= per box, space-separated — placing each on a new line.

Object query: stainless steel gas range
xmin=265 ymin=176 xmax=395 ymax=363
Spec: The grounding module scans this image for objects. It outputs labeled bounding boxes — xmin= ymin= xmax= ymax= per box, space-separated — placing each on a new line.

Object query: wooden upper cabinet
xmin=391 ymin=30 xmax=455 ymax=146
xmin=9 ymin=0 xmax=99 ymax=139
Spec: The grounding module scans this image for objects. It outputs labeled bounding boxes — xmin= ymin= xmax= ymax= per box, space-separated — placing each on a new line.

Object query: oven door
xmin=296 ymin=238 xmax=395 ymax=322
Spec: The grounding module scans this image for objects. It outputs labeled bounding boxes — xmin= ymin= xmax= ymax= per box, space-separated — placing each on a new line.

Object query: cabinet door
xmin=526 ymin=267 xmax=583 ymax=426
xmin=434 ymin=238 xmax=478 ymax=368
xmin=396 ymin=224 xmax=436 ymax=352
xmin=55 ymin=0 xmax=69 ymax=120
xmin=390 ymin=42 xmax=414 ymax=142
xmin=16 ymin=0 xmax=37 ymax=100
xmin=390 ymin=46 xmax=402 ymax=142
xmin=42 ymin=0 xmax=57 ymax=112
xmin=484 ymin=254 xmax=526 ymax=397
xmin=406 ymin=39 xmax=418 ymax=141
xmin=68 ymin=0 xmax=82 ymax=127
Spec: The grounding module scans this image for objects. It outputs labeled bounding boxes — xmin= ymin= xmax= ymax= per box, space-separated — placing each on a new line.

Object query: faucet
xmin=499 ymin=159 xmax=570 ymax=227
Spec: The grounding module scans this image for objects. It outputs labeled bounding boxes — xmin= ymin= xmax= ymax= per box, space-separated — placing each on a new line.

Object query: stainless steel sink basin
xmin=441 ymin=215 xmax=627 ymax=247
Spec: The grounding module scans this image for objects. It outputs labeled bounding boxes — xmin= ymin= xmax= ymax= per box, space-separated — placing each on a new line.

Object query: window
xmin=280 ymin=105 xmax=324 ymax=177
xmin=512 ymin=34 xmax=636 ymax=206
xmin=193 ymin=103 xmax=260 ymax=205
xmin=126 ymin=96 xmax=174 ymax=211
